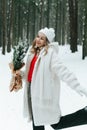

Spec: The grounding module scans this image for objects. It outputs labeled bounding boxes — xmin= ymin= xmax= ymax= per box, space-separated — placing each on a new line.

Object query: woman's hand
xmin=15 ymin=70 xmax=21 ymax=76
xmin=9 ymin=62 xmax=21 ymax=76
xmin=9 ymin=62 xmax=15 ymax=74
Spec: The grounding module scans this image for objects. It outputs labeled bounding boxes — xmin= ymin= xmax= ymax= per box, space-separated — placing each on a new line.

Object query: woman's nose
xmin=37 ymin=37 xmax=41 ymax=41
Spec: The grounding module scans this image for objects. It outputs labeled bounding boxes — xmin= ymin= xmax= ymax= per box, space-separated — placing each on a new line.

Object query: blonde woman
xmin=14 ymin=27 xmax=87 ymax=130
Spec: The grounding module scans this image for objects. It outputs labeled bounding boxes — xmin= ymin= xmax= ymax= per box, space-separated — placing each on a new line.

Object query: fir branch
xmin=13 ymin=39 xmax=29 ymax=71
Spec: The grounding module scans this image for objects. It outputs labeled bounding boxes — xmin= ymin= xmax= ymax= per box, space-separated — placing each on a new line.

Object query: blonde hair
xmin=30 ymin=37 xmax=49 ymax=55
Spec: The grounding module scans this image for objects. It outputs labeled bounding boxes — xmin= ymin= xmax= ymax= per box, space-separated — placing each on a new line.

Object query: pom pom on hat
xmin=38 ymin=27 xmax=55 ymax=43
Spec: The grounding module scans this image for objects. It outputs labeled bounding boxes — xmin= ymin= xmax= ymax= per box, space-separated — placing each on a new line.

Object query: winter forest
xmin=0 ymin=0 xmax=87 ymax=59
xmin=0 ymin=0 xmax=87 ymax=130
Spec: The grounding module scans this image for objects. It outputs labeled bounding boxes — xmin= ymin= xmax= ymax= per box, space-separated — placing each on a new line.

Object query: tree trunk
xmin=0 ymin=0 xmax=3 ymax=47
xmin=69 ymin=0 xmax=78 ymax=52
xmin=2 ymin=0 xmax=7 ymax=55
xmin=55 ymin=0 xmax=59 ymax=42
xmin=26 ymin=1 xmax=30 ymax=41
xmin=82 ymin=0 xmax=87 ymax=59
xmin=29 ymin=1 xmax=36 ymax=43
xmin=7 ymin=0 xmax=14 ymax=52
xmin=40 ymin=0 xmax=44 ymax=28
xmin=46 ymin=0 xmax=51 ymax=27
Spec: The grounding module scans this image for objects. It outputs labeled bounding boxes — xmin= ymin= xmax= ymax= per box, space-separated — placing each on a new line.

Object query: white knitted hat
xmin=38 ymin=27 xmax=55 ymax=43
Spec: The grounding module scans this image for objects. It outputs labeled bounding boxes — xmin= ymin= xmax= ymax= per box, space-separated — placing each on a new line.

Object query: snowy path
xmin=0 ymin=45 xmax=87 ymax=130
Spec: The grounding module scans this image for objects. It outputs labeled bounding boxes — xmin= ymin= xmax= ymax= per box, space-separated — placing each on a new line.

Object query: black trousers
xmin=32 ymin=106 xmax=87 ymax=130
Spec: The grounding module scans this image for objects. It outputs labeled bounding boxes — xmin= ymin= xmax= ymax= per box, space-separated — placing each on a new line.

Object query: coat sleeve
xmin=51 ymin=52 xmax=87 ymax=97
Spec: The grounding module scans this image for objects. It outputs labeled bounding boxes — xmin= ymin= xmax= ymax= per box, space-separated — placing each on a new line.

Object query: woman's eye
xmin=36 ymin=35 xmax=45 ymax=40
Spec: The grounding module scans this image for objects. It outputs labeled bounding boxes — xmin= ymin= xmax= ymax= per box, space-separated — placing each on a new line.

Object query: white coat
xmin=22 ymin=42 xmax=87 ymax=126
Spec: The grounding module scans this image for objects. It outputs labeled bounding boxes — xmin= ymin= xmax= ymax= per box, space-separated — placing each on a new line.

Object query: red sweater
xmin=28 ymin=54 xmax=38 ymax=82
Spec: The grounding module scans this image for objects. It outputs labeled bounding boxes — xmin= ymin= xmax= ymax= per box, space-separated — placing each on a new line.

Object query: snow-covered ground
xmin=0 ymin=45 xmax=87 ymax=130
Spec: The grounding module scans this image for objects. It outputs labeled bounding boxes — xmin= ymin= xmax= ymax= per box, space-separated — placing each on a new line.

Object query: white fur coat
xmin=22 ymin=42 xmax=87 ymax=126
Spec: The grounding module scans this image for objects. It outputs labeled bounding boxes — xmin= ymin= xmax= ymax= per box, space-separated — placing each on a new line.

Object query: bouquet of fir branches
xmin=9 ymin=39 xmax=29 ymax=92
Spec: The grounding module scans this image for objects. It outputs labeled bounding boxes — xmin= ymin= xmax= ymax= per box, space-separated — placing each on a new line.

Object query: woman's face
xmin=35 ymin=33 xmax=47 ymax=48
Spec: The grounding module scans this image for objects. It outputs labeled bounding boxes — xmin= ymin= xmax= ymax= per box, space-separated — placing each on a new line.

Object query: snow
xmin=0 ymin=45 xmax=87 ymax=130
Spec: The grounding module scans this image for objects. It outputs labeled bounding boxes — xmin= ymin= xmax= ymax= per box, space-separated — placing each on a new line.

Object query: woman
xmin=15 ymin=27 xmax=87 ymax=130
